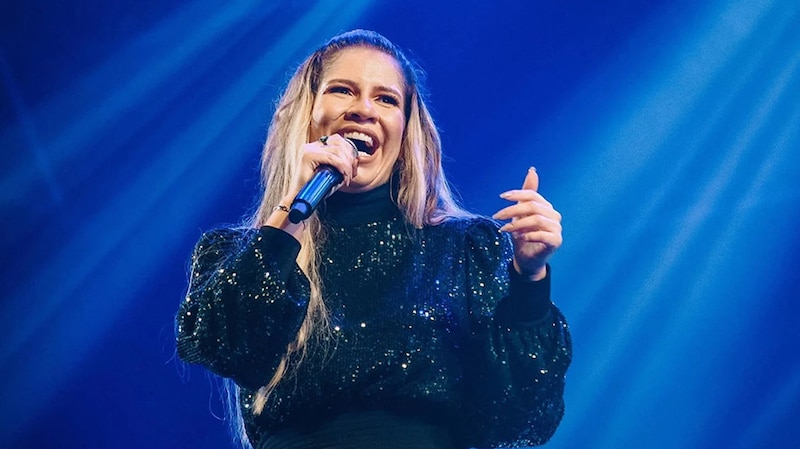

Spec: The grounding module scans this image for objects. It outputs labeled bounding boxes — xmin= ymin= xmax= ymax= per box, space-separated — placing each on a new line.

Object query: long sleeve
xmin=461 ymin=219 xmax=572 ymax=448
xmin=176 ymin=227 xmax=311 ymax=390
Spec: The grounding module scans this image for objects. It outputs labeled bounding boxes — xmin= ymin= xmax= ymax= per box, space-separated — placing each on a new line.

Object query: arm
xmin=175 ymin=227 xmax=310 ymax=389
xmin=462 ymin=219 xmax=572 ymax=447
xmin=176 ymin=134 xmax=356 ymax=388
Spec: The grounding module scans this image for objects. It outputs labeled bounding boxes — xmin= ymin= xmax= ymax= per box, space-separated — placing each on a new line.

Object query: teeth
xmin=342 ymin=131 xmax=374 ymax=149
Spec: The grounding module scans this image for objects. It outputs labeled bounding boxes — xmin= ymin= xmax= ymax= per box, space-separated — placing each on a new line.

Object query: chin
xmin=340 ymin=177 xmax=386 ymax=193
xmin=340 ymin=183 xmax=374 ymax=193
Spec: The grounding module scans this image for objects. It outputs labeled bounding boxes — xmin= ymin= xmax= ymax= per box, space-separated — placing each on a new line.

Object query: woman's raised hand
xmin=492 ymin=167 xmax=563 ymax=281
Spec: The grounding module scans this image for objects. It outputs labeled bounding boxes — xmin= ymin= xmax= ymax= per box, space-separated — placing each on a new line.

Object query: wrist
xmin=265 ymin=195 xmax=305 ymax=241
xmin=513 ymin=258 xmax=547 ymax=282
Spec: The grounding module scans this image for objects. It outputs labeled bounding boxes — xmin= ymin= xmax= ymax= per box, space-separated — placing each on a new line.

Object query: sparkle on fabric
xmin=176 ymin=188 xmax=571 ymax=449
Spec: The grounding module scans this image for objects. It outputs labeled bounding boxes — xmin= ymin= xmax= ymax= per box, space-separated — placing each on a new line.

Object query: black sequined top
xmin=176 ymin=182 xmax=572 ymax=449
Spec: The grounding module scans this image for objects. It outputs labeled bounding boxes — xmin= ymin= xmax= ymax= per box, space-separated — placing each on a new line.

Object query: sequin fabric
xmin=176 ymin=185 xmax=572 ymax=448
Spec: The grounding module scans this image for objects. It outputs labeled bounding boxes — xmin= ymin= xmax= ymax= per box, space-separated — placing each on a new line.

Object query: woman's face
xmin=310 ymin=47 xmax=407 ymax=193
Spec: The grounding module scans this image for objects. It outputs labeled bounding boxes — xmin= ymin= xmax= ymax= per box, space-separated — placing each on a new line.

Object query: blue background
xmin=2 ymin=1 xmax=799 ymax=448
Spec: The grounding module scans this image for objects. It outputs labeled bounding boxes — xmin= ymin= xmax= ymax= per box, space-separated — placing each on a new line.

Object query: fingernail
xmin=500 ymin=191 xmax=512 ymax=199
xmin=529 ymin=166 xmax=537 ymax=172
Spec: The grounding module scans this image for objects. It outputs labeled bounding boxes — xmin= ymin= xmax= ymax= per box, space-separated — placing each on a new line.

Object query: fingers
xmin=522 ymin=166 xmax=539 ymax=192
xmin=492 ymin=166 xmax=563 ymax=245
xmin=324 ymin=134 xmax=359 ymax=183
xmin=492 ymin=167 xmax=554 ymax=222
xmin=498 ymin=189 xmax=548 ymax=203
xmin=494 ymin=167 xmax=546 ymax=214
xmin=493 ymin=196 xmax=560 ymax=221
xmin=499 ymin=215 xmax=563 ymax=247
xmin=300 ymin=135 xmax=359 ymax=186
xmin=495 ymin=167 xmax=562 ymax=279
xmin=509 ymin=230 xmax=562 ymax=248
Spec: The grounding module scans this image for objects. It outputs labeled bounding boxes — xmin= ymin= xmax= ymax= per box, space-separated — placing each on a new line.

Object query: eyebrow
xmin=326 ymin=78 xmax=404 ymax=99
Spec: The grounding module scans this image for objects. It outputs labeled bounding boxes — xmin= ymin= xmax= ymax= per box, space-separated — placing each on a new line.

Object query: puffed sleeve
xmin=175 ymin=227 xmax=311 ymax=390
xmin=461 ymin=218 xmax=572 ymax=448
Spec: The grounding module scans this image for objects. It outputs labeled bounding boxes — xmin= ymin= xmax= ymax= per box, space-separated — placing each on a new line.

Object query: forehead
xmin=322 ymin=47 xmax=406 ymax=91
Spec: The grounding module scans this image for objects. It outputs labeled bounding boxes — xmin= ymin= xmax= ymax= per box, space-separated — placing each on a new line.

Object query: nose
xmin=345 ymin=95 xmax=377 ymax=122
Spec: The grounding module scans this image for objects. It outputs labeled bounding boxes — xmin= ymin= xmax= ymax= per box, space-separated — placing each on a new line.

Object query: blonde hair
xmin=231 ymin=29 xmax=472 ymax=446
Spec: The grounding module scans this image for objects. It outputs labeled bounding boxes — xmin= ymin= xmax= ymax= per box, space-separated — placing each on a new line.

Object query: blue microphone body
xmin=288 ymin=166 xmax=344 ymax=223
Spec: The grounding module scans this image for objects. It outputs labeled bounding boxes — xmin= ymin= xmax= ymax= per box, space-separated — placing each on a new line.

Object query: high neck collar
xmin=318 ymin=181 xmax=401 ymax=226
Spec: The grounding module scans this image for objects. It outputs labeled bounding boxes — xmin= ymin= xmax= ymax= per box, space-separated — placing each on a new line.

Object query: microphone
xmin=288 ymin=138 xmax=358 ymax=224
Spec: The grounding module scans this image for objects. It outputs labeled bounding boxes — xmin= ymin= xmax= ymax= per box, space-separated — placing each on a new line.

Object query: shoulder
xmin=429 ymin=215 xmax=508 ymax=248
xmin=433 ymin=215 xmax=502 ymax=237
xmin=429 ymin=216 xmax=513 ymax=277
xmin=196 ymin=226 xmax=252 ymax=244
xmin=192 ymin=226 xmax=256 ymax=257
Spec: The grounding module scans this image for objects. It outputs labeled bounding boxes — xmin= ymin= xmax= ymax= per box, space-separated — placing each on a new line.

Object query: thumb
xmin=522 ymin=166 xmax=539 ymax=192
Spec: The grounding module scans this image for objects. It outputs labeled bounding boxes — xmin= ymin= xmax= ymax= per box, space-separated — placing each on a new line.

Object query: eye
xmin=378 ymin=94 xmax=400 ymax=106
xmin=328 ymin=85 xmax=352 ymax=95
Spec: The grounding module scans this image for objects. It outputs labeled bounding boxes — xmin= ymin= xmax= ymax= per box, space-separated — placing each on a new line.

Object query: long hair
xmin=229 ymin=29 xmax=472 ymax=447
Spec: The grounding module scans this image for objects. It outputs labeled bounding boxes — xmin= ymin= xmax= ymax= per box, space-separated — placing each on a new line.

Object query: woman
xmin=177 ymin=30 xmax=571 ymax=449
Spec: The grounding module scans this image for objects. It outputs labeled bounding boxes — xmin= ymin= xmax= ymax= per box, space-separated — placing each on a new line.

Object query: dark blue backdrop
xmin=2 ymin=1 xmax=799 ymax=448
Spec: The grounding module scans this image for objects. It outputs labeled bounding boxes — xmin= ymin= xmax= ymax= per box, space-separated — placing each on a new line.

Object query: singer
xmin=176 ymin=30 xmax=571 ymax=449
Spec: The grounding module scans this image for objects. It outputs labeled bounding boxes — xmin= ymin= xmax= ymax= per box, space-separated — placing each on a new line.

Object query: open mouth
xmin=342 ymin=131 xmax=376 ymax=156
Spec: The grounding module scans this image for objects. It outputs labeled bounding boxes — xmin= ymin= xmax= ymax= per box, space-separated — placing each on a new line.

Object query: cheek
xmin=386 ymin=122 xmax=405 ymax=161
xmin=310 ymin=105 xmax=324 ymax=130
xmin=388 ymin=114 xmax=406 ymax=143
xmin=310 ymin=98 xmax=333 ymax=132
